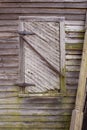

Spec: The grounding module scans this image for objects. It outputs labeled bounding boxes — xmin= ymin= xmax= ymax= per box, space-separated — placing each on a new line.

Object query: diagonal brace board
xmin=21 ymin=35 xmax=64 ymax=77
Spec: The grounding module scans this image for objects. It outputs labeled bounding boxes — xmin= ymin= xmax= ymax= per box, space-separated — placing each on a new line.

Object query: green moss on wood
xmin=60 ymin=65 xmax=67 ymax=96
xmin=66 ymin=43 xmax=83 ymax=50
xmin=78 ymin=33 xmax=84 ymax=38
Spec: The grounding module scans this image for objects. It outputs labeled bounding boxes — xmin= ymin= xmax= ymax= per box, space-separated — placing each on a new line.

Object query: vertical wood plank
xmin=18 ymin=21 xmax=25 ymax=84
xmin=60 ymin=20 xmax=66 ymax=93
xmin=60 ymin=20 xmax=65 ymax=70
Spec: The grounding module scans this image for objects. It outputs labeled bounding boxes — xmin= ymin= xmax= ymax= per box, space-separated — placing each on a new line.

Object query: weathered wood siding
xmin=0 ymin=0 xmax=86 ymax=130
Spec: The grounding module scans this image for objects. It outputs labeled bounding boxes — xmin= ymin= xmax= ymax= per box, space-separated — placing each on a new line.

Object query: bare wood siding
xmin=0 ymin=1 xmax=86 ymax=130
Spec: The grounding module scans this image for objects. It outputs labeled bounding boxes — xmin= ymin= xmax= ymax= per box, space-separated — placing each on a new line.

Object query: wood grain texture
xmin=70 ymin=14 xmax=87 ymax=130
xmin=21 ymin=19 xmax=62 ymax=92
xmin=0 ymin=8 xmax=85 ymax=14
xmin=0 ymin=2 xmax=86 ymax=8
xmin=0 ymin=0 xmax=87 ymax=2
xmin=0 ymin=1 xmax=86 ymax=130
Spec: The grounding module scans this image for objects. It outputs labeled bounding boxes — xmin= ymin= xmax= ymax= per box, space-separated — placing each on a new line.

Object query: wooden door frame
xmin=15 ymin=16 xmax=66 ymax=96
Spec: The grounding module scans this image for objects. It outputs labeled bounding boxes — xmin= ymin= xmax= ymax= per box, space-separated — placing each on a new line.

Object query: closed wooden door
xmin=18 ymin=16 xmax=65 ymax=95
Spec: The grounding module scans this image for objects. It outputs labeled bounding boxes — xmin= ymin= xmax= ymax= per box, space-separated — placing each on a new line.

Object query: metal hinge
xmin=18 ymin=31 xmax=35 ymax=35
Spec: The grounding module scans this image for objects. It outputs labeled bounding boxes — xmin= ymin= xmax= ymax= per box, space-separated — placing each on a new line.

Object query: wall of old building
xmin=0 ymin=0 xmax=86 ymax=129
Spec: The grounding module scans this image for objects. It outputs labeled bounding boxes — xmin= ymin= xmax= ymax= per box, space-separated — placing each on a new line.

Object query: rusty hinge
xmin=18 ymin=31 xmax=35 ymax=35
xmin=15 ymin=82 xmax=35 ymax=93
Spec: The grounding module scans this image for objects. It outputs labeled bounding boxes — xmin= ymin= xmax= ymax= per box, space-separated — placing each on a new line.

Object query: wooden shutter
xmin=18 ymin=16 xmax=65 ymax=94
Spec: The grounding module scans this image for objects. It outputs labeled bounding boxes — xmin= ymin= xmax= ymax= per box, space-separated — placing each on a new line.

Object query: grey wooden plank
xmin=0 ymin=109 xmax=72 ymax=116
xmin=66 ymin=78 xmax=78 ymax=85
xmin=0 ymin=14 xmax=85 ymax=21
xmin=59 ymin=19 xmax=66 ymax=92
xmin=0 ymin=115 xmax=71 ymax=122
xmin=0 ymin=8 xmax=85 ymax=14
xmin=65 ymin=25 xmax=85 ymax=32
xmin=0 ymin=128 xmax=68 ymax=130
xmin=20 ymin=16 xmax=64 ymax=21
xmin=66 ymin=60 xmax=81 ymax=66
xmin=66 ymin=32 xmax=84 ymax=38
xmin=60 ymin=19 xmax=65 ymax=71
xmin=66 ymin=66 xmax=80 ymax=72
xmin=0 ymin=67 xmax=18 ymax=75
xmin=0 ymin=103 xmax=74 ymax=109
xmin=66 ymin=72 xmax=79 ymax=78
xmin=17 ymin=21 xmax=25 ymax=85
xmin=0 ymin=122 xmax=70 ymax=129
xmin=0 ymin=86 xmax=18 ymax=92
xmin=0 ymin=49 xmax=18 ymax=56
xmin=0 ymin=0 xmax=87 ymax=2
xmin=66 ymin=55 xmax=82 ymax=60
xmin=0 ymin=2 xmax=87 ymax=8
xmin=0 ymin=20 xmax=18 ymax=26
xmin=0 ymin=20 xmax=85 ymax=26
xmin=66 ymin=50 xmax=82 ymax=55
xmin=0 ymin=26 xmax=17 ymax=32
xmin=0 ymin=43 xmax=18 ymax=49
xmin=0 ymin=96 xmax=75 ymax=104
